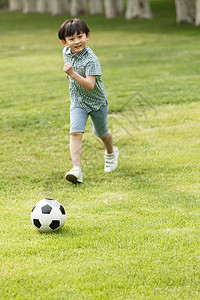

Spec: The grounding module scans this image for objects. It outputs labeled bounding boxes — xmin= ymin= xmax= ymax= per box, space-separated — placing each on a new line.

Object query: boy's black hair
xmin=58 ymin=19 xmax=90 ymax=40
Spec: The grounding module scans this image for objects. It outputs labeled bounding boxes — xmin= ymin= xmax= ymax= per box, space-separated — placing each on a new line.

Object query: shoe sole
xmin=65 ymin=174 xmax=82 ymax=184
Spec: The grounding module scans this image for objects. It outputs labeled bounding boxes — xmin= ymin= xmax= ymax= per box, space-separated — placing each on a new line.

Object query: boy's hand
xmin=63 ymin=63 xmax=96 ymax=91
xmin=63 ymin=63 xmax=74 ymax=76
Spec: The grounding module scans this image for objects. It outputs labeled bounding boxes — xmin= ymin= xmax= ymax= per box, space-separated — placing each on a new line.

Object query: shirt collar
xmin=65 ymin=46 xmax=88 ymax=59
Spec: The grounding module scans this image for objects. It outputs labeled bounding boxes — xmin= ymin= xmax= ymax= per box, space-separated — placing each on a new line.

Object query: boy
xmin=58 ymin=18 xmax=119 ymax=184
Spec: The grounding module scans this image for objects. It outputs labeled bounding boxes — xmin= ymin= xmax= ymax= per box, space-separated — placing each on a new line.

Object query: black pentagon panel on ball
xmin=42 ymin=204 xmax=52 ymax=214
xmin=33 ymin=219 xmax=42 ymax=228
xmin=59 ymin=205 xmax=66 ymax=215
xmin=49 ymin=220 xmax=60 ymax=230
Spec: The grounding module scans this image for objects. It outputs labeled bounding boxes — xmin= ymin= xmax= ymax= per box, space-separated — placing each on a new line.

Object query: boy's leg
xmin=90 ymin=105 xmax=114 ymax=153
xmin=100 ymin=132 xmax=114 ymax=154
xmin=70 ymin=132 xmax=83 ymax=167
xmin=101 ymin=133 xmax=119 ymax=172
xmin=90 ymin=106 xmax=119 ymax=172
xmin=66 ymin=107 xmax=88 ymax=183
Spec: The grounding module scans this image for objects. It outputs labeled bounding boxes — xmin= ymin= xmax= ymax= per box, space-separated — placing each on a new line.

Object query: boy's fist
xmin=63 ymin=63 xmax=73 ymax=75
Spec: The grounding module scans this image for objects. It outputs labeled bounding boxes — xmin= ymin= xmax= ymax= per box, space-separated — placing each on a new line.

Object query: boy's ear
xmin=86 ymin=32 xmax=90 ymax=41
xmin=61 ymin=40 xmax=67 ymax=45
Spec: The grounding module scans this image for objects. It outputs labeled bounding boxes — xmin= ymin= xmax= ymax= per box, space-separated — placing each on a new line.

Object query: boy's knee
xmin=71 ymin=132 xmax=83 ymax=138
xmin=98 ymin=132 xmax=110 ymax=140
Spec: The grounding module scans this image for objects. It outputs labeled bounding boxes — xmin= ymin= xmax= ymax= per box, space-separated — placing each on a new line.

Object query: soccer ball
xmin=31 ymin=199 xmax=66 ymax=232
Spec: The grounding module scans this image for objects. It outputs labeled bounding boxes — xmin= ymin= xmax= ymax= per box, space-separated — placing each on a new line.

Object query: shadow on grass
xmin=36 ymin=226 xmax=82 ymax=237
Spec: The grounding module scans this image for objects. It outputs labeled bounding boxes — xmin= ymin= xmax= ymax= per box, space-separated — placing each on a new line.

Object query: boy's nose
xmin=74 ymin=38 xmax=79 ymax=44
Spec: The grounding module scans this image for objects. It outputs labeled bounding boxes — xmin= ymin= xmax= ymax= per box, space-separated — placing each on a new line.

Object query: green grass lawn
xmin=1 ymin=1 xmax=200 ymax=299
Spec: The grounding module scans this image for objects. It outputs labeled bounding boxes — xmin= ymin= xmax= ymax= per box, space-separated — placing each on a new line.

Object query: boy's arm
xmin=63 ymin=63 xmax=95 ymax=91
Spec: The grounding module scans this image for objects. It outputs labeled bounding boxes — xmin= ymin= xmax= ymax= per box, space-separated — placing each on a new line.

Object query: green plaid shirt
xmin=63 ymin=46 xmax=108 ymax=112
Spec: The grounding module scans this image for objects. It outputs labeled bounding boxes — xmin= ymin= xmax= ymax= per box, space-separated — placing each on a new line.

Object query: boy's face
xmin=62 ymin=31 xmax=90 ymax=54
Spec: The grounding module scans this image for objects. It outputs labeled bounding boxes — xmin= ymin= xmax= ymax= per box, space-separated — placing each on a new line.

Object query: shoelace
xmin=105 ymin=153 xmax=114 ymax=166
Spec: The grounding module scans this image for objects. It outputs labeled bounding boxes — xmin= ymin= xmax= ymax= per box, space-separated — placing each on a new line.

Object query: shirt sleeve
xmin=85 ymin=57 xmax=102 ymax=76
xmin=62 ymin=46 xmax=69 ymax=63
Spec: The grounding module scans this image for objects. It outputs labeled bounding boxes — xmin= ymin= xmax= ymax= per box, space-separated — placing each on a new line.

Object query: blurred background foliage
xmin=0 ymin=0 xmax=8 ymax=8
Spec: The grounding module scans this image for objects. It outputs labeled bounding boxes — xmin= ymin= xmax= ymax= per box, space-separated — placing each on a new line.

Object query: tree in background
xmin=8 ymin=0 xmax=22 ymax=11
xmin=196 ymin=0 xmax=200 ymax=25
xmin=104 ymin=0 xmax=126 ymax=18
xmin=175 ymin=0 xmax=200 ymax=25
xmin=37 ymin=0 xmax=49 ymax=13
xmin=22 ymin=0 xmax=36 ymax=13
xmin=6 ymin=0 xmax=200 ymax=25
xmin=8 ymin=0 xmax=152 ymax=18
xmin=70 ymin=0 xmax=88 ymax=16
xmin=125 ymin=0 xmax=152 ymax=19
xmin=116 ymin=0 xmax=125 ymax=16
xmin=89 ymin=0 xmax=103 ymax=15
xmin=49 ymin=0 xmax=70 ymax=15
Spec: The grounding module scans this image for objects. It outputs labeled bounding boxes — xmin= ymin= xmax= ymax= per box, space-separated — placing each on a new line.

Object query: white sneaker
xmin=104 ymin=146 xmax=119 ymax=172
xmin=65 ymin=166 xmax=83 ymax=184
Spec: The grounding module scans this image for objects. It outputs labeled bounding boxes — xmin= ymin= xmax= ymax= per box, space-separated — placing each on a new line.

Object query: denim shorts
xmin=70 ymin=105 xmax=109 ymax=138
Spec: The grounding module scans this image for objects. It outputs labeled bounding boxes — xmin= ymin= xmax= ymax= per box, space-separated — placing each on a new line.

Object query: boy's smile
xmin=63 ymin=31 xmax=90 ymax=54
